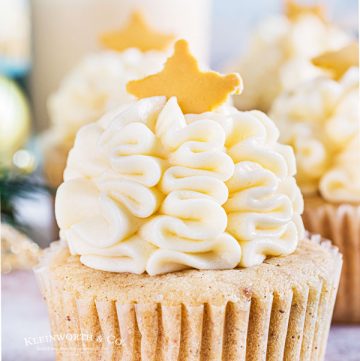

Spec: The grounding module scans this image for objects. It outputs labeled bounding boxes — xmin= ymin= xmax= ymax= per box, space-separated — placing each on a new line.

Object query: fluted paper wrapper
xmin=303 ymin=196 xmax=360 ymax=323
xmin=34 ymin=236 xmax=341 ymax=361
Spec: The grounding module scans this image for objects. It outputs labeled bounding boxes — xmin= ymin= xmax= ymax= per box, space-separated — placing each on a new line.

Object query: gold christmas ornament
xmin=0 ymin=76 xmax=31 ymax=165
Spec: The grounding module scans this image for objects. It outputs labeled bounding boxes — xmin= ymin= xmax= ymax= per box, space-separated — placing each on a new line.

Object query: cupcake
xmin=231 ymin=0 xmax=350 ymax=112
xmin=270 ymin=43 xmax=359 ymax=322
xmin=42 ymin=12 xmax=173 ymax=188
xmin=35 ymin=40 xmax=342 ymax=360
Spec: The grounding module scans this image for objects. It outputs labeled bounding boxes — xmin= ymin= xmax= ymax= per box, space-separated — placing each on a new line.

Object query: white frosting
xmin=270 ymin=67 xmax=360 ymax=202
xmin=185 ymin=108 xmax=304 ymax=267
xmin=56 ymin=97 xmax=304 ymax=274
xmin=320 ymin=134 xmax=360 ymax=203
xmin=141 ymin=98 xmax=239 ymax=274
xmin=42 ymin=48 xmax=166 ymax=187
xmin=232 ymin=14 xmax=350 ymax=111
xmin=46 ymin=48 xmax=165 ymax=143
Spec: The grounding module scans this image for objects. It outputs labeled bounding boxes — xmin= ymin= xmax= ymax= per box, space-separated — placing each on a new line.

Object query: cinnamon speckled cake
xmin=36 ymin=235 xmax=341 ymax=361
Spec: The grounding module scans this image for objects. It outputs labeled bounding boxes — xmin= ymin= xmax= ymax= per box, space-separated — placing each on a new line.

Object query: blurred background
xmin=0 ymin=1 xmax=359 ymax=359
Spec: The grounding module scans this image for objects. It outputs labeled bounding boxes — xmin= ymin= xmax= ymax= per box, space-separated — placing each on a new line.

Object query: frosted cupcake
xmin=231 ymin=0 xmax=350 ymax=112
xmin=42 ymin=12 xmax=172 ymax=187
xmin=270 ymin=43 xmax=359 ymax=322
xmin=36 ymin=40 xmax=341 ymax=360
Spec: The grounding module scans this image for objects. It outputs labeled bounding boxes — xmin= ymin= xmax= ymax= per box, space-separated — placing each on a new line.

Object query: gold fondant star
xmin=284 ymin=0 xmax=326 ymax=21
xmin=100 ymin=12 xmax=174 ymax=52
xmin=126 ymin=40 xmax=243 ymax=114
xmin=312 ymin=42 xmax=359 ymax=80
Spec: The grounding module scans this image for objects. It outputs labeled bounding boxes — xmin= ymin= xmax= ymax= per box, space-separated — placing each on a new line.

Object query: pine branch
xmin=0 ymin=168 xmax=52 ymax=230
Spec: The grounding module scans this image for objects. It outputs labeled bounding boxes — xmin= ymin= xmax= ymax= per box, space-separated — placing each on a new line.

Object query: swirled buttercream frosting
xmin=56 ymin=97 xmax=304 ymax=274
xmin=320 ymin=134 xmax=360 ymax=203
xmin=42 ymin=49 xmax=166 ymax=187
xmin=231 ymin=14 xmax=350 ymax=112
xmin=270 ymin=67 xmax=359 ymax=202
xmin=47 ymin=49 xmax=165 ymax=140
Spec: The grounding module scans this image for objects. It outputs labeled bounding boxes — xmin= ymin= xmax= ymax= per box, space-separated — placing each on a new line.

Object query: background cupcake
xmin=230 ymin=0 xmax=350 ymax=112
xmin=42 ymin=12 xmax=172 ymax=188
xmin=270 ymin=43 xmax=359 ymax=322
xmin=36 ymin=40 xmax=342 ymax=360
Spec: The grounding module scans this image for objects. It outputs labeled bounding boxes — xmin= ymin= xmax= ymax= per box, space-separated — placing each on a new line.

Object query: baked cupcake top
xmin=45 ymin=12 xmax=174 ymax=146
xmin=232 ymin=0 xmax=350 ymax=112
xmin=56 ymin=40 xmax=304 ymax=275
xmin=270 ymin=43 xmax=359 ymax=203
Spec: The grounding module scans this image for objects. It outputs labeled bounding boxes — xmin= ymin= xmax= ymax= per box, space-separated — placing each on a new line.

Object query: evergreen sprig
xmin=0 ymin=168 xmax=52 ymax=230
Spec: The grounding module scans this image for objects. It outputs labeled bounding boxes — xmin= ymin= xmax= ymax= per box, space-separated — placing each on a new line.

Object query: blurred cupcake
xmin=270 ymin=43 xmax=359 ymax=322
xmin=231 ymin=0 xmax=350 ymax=112
xmin=42 ymin=12 xmax=173 ymax=188
xmin=35 ymin=40 xmax=342 ymax=360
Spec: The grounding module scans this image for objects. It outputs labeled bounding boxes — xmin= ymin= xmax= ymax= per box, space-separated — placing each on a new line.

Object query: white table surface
xmin=2 ymin=270 xmax=360 ymax=361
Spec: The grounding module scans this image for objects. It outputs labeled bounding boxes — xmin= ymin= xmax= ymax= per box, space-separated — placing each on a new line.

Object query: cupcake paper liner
xmin=35 ymin=235 xmax=341 ymax=361
xmin=303 ymin=196 xmax=360 ymax=323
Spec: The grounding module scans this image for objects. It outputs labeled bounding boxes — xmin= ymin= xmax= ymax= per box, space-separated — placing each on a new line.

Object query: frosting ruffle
xmin=270 ymin=67 xmax=359 ymax=202
xmin=42 ymin=49 xmax=166 ymax=187
xmin=56 ymin=97 xmax=304 ymax=274
xmin=48 ymin=49 xmax=165 ymax=138
xmin=232 ymin=14 xmax=350 ymax=111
